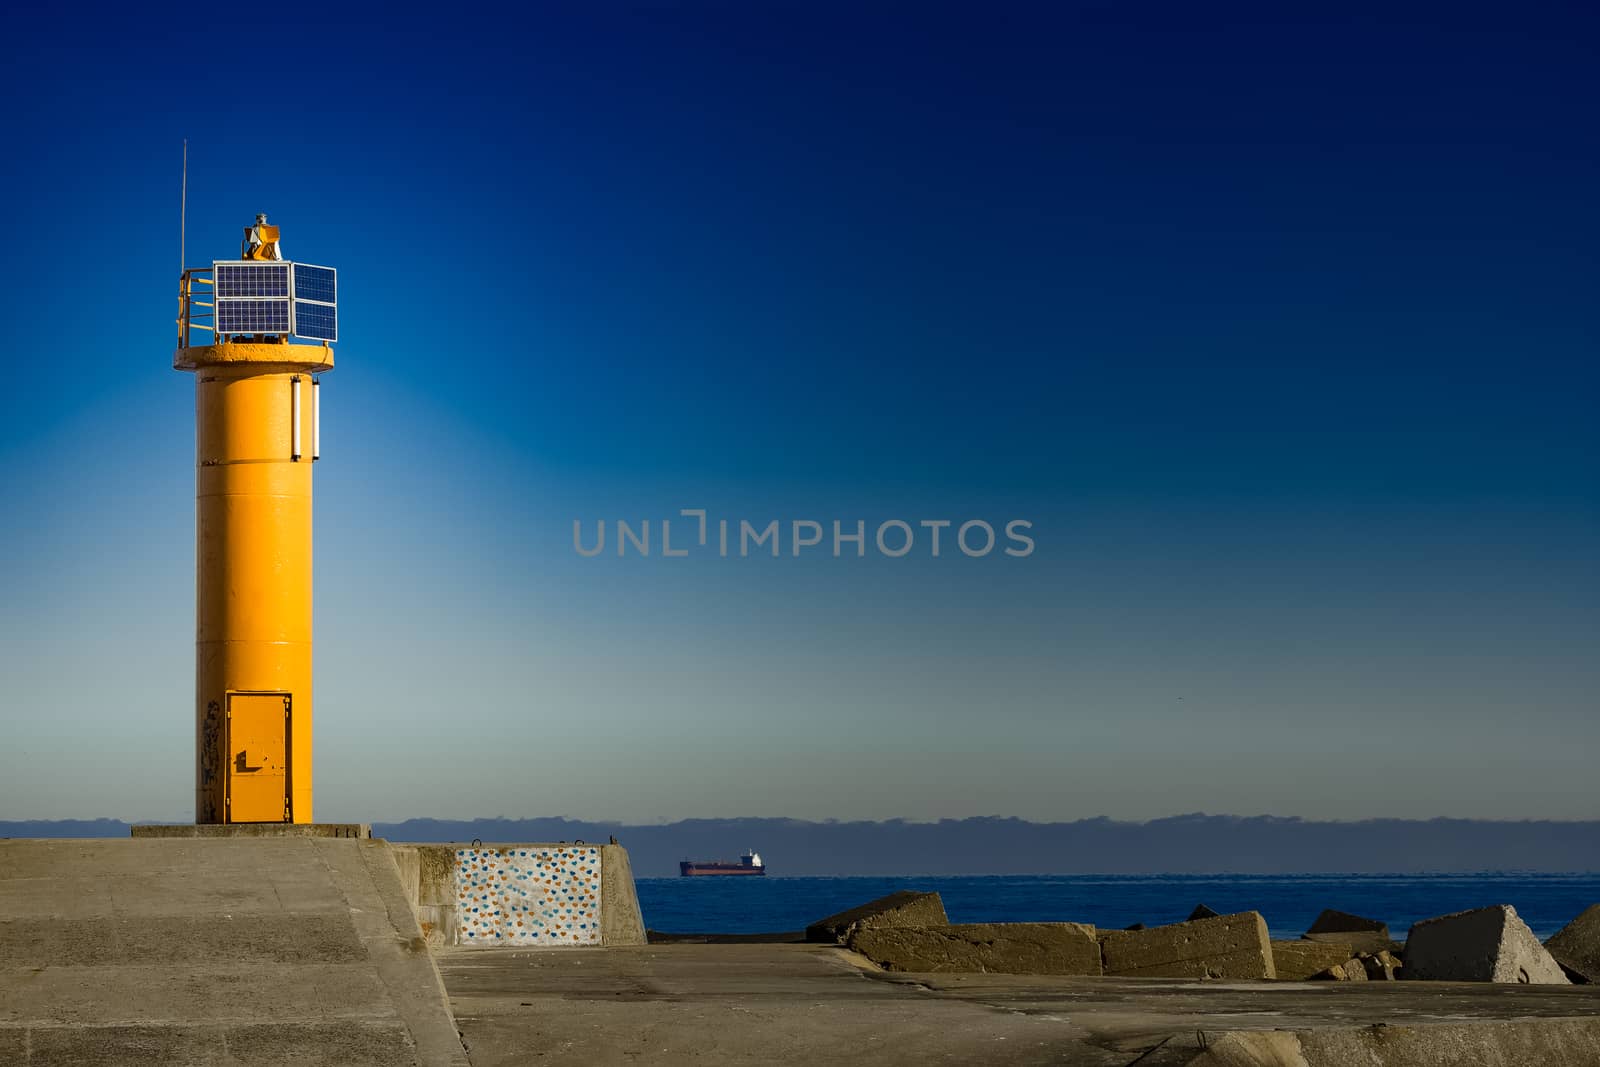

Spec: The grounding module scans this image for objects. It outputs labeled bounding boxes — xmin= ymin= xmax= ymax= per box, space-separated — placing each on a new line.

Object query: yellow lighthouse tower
xmin=175 ymin=216 xmax=338 ymax=824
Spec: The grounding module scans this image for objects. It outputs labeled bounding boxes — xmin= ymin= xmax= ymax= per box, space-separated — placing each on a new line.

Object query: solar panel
xmin=292 ymin=301 xmax=338 ymax=342
xmin=211 ymin=259 xmax=337 ymax=342
xmin=216 ymin=299 xmax=291 ymax=334
xmin=215 ymin=262 xmax=290 ymax=297
xmin=292 ymin=264 xmax=337 ymax=304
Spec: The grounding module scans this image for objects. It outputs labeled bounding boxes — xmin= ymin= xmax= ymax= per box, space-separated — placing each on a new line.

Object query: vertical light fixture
xmin=291 ymin=376 xmax=303 ymax=461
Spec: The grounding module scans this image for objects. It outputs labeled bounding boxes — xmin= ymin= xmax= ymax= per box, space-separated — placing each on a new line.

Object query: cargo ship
xmin=679 ymin=850 xmax=766 ymax=876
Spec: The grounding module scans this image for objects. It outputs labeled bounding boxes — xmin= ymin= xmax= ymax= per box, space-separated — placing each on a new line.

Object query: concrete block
xmin=848 ymin=922 xmax=1100 ymax=975
xmin=1271 ymin=939 xmax=1354 ymax=980
xmin=806 ymin=891 xmax=948 ymax=945
xmin=1100 ymin=911 xmax=1276 ymax=979
xmin=1307 ymin=907 xmax=1389 ymax=938
xmin=1188 ymin=904 xmax=1220 ymax=921
xmin=1405 ymin=905 xmax=1569 ymax=984
xmin=1304 ymin=907 xmax=1394 ymax=954
xmin=1302 ymin=930 xmax=1398 ymax=955
xmin=1545 ymin=902 xmax=1600 ymax=983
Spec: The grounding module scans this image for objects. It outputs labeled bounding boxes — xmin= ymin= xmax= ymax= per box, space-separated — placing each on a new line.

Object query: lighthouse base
xmin=130 ymin=823 xmax=370 ymax=839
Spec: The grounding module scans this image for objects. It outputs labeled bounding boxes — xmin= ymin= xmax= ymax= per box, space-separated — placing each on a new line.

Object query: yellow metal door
xmin=225 ymin=692 xmax=291 ymax=822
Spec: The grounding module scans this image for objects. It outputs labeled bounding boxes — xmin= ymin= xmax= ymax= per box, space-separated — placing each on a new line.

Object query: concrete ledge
xmin=849 ymin=921 xmax=1101 ymax=975
xmin=130 ymin=823 xmax=371 ymax=839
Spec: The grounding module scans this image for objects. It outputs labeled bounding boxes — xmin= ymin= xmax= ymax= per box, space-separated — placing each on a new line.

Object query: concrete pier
xmin=4 ymin=837 xmax=1600 ymax=1065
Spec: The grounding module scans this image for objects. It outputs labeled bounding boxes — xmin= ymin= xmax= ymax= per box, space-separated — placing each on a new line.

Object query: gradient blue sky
xmin=1 ymin=3 xmax=1595 ymax=823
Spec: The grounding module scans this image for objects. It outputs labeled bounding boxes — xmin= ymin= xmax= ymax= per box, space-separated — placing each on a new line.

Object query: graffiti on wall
xmin=456 ymin=846 xmax=602 ymax=945
xmin=200 ymin=700 xmax=221 ymax=822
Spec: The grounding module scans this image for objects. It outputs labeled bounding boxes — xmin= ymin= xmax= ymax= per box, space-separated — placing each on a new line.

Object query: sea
xmin=636 ymin=872 xmax=1600 ymax=939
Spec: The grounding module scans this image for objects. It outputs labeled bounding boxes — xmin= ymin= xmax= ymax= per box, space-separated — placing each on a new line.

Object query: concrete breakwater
xmin=806 ymin=888 xmax=1597 ymax=986
xmin=4 ymin=835 xmax=1600 ymax=1066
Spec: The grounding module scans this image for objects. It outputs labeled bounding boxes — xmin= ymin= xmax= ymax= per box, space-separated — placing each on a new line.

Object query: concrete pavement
xmin=437 ymin=941 xmax=1600 ymax=1066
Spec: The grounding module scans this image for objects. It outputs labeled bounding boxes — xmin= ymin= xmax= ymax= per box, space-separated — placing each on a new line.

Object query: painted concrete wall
xmin=389 ymin=842 xmax=646 ymax=948
xmin=459 ymin=846 xmax=602 ymax=945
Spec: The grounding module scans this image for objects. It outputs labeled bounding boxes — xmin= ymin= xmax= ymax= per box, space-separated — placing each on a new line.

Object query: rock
xmin=1124 ymin=922 xmax=1147 ymax=931
xmin=805 ymin=891 xmax=948 ymax=945
xmin=1405 ymin=905 xmax=1569 ymax=984
xmin=1303 ymin=908 xmax=1394 ymax=954
xmin=1100 ymin=911 xmax=1276 ymax=979
xmin=848 ymin=922 xmax=1101 ymax=975
xmin=1188 ymin=904 xmax=1221 ymax=921
xmin=1361 ymin=949 xmax=1403 ymax=980
xmin=1545 ymin=903 xmax=1600 ymax=983
xmin=1339 ymin=957 xmax=1370 ymax=981
xmin=1272 ymin=939 xmax=1355 ymax=980
xmin=1309 ymin=950 xmax=1402 ymax=981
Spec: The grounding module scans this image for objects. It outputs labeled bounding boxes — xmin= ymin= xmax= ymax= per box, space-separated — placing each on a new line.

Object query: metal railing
xmin=177 ymin=267 xmax=214 ymax=349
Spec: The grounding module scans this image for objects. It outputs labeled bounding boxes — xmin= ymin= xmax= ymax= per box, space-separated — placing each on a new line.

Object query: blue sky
xmin=1 ymin=3 xmax=1595 ymax=823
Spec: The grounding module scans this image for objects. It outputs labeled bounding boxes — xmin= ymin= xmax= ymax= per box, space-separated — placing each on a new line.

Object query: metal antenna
xmin=180 ymin=139 xmax=188 ymax=275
